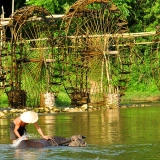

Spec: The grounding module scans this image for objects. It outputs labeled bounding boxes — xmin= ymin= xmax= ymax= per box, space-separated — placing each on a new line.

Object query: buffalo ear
xmin=82 ymin=135 xmax=86 ymax=139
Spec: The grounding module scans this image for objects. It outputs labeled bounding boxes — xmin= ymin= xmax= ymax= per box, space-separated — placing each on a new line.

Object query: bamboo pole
xmin=12 ymin=0 xmax=14 ymax=16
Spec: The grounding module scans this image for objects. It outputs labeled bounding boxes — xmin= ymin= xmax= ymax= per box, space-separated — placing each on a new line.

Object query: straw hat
xmin=20 ymin=111 xmax=38 ymax=123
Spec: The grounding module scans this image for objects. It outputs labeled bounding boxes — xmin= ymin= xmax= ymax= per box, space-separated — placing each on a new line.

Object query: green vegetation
xmin=0 ymin=0 xmax=159 ymax=108
xmin=26 ymin=0 xmax=72 ymax=14
xmin=0 ymin=93 xmax=8 ymax=108
xmin=123 ymin=82 xmax=160 ymax=101
xmin=25 ymin=0 xmax=160 ymax=32
xmin=55 ymin=91 xmax=71 ymax=107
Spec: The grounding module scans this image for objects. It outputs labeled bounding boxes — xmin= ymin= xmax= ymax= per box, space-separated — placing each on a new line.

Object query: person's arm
xmin=33 ymin=122 xmax=49 ymax=140
xmin=14 ymin=124 xmax=21 ymax=138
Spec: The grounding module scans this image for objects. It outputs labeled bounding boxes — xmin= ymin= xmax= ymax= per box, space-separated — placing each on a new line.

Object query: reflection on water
xmin=1 ymin=105 xmax=160 ymax=159
xmin=0 ymin=118 xmax=11 ymax=144
xmin=103 ymin=109 xmax=120 ymax=144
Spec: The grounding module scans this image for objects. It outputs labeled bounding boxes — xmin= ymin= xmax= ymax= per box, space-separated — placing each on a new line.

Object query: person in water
xmin=10 ymin=111 xmax=50 ymax=144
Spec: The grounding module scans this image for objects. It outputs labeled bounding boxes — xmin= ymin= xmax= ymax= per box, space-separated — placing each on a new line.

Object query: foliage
xmin=0 ymin=0 xmax=159 ymax=108
xmin=143 ymin=0 xmax=160 ymax=31
xmin=0 ymin=93 xmax=8 ymax=108
xmin=113 ymin=0 xmax=132 ymax=17
xmin=112 ymin=0 xmax=160 ymax=32
xmin=26 ymin=0 xmax=76 ymax=13
xmin=3 ymin=0 xmax=158 ymax=31
xmin=55 ymin=91 xmax=71 ymax=107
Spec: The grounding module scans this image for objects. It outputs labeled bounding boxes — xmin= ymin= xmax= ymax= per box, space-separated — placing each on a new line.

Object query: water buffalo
xmin=12 ymin=135 xmax=87 ymax=148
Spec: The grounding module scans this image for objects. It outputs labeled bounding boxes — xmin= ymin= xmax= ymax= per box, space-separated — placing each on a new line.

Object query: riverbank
xmin=122 ymin=90 xmax=160 ymax=101
xmin=120 ymin=91 xmax=160 ymax=108
xmin=0 ymin=104 xmax=105 ymax=118
xmin=1 ymin=91 xmax=160 ymax=118
xmin=0 ymin=101 xmax=157 ymax=118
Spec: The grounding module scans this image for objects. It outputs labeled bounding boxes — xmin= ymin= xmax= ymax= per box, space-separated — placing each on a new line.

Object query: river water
xmin=1 ymin=103 xmax=160 ymax=159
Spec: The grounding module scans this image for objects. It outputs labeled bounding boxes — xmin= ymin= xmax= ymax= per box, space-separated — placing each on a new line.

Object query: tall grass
xmin=0 ymin=93 xmax=9 ymax=108
xmin=55 ymin=91 xmax=71 ymax=107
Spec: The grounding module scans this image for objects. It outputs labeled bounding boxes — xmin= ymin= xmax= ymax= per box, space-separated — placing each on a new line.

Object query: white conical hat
xmin=20 ymin=111 xmax=38 ymax=123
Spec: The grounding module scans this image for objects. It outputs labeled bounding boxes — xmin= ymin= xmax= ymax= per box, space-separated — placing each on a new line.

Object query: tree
xmin=122 ymin=0 xmax=159 ymax=32
xmin=143 ymin=0 xmax=160 ymax=31
xmin=111 ymin=0 xmax=159 ymax=32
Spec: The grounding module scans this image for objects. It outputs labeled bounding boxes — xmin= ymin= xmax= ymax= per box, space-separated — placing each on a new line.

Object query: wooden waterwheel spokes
xmin=10 ymin=6 xmax=62 ymax=108
xmin=61 ymin=0 xmax=130 ymax=107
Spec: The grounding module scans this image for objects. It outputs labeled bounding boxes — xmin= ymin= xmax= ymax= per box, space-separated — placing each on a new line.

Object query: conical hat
xmin=20 ymin=111 xmax=38 ymax=123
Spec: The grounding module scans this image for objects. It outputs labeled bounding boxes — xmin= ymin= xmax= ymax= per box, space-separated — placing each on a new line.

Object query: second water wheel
xmin=60 ymin=0 xmax=131 ymax=107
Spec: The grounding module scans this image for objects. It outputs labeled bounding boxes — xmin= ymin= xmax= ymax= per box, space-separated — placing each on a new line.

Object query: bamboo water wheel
xmin=60 ymin=0 xmax=131 ymax=107
xmin=1 ymin=1 xmax=158 ymax=108
xmin=7 ymin=6 xmax=62 ymax=108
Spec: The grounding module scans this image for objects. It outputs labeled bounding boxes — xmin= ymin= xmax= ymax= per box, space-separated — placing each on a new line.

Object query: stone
xmin=44 ymin=107 xmax=50 ymax=112
xmin=3 ymin=110 xmax=8 ymax=113
xmin=10 ymin=109 xmax=17 ymax=113
xmin=68 ymin=108 xmax=75 ymax=112
xmin=63 ymin=107 xmax=70 ymax=112
xmin=81 ymin=104 xmax=88 ymax=110
xmin=0 ymin=111 xmax=5 ymax=117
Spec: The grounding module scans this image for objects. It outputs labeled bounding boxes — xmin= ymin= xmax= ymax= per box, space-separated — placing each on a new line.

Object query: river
xmin=1 ymin=103 xmax=160 ymax=159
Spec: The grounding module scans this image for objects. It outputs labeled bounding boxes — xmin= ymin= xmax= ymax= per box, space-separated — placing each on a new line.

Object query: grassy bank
xmin=121 ymin=79 xmax=160 ymax=102
xmin=0 ymin=93 xmax=8 ymax=108
xmin=0 ymin=91 xmax=71 ymax=109
xmin=1 ymin=87 xmax=160 ymax=109
xmin=55 ymin=92 xmax=71 ymax=107
xmin=121 ymin=90 xmax=160 ymax=102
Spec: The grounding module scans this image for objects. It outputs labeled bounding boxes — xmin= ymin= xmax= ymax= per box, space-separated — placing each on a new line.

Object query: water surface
xmin=1 ymin=104 xmax=160 ymax=159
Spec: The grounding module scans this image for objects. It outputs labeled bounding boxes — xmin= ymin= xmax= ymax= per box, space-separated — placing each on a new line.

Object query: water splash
xmin=10 ymin=135 xmax=28 ymax=147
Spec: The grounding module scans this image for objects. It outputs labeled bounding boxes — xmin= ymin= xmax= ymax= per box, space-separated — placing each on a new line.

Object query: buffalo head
xmin=69 ymin=135 xmax=87 ymax=147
